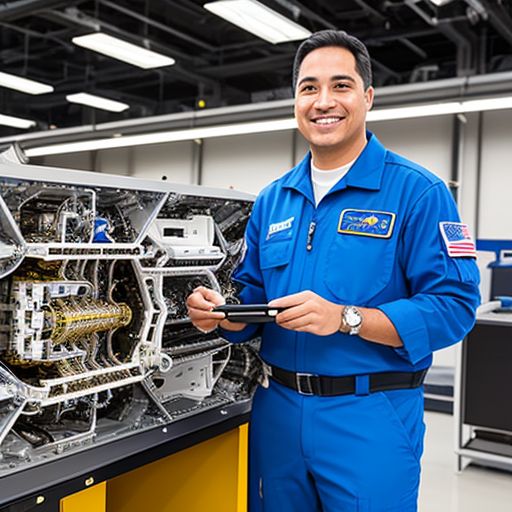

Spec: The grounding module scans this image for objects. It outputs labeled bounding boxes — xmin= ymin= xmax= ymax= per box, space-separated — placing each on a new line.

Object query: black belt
xmin=268 ymin=364 xmax=428 ymax=396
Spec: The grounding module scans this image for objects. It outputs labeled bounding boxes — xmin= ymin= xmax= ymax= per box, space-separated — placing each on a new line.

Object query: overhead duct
xmin=0 ymin=0 xmax=72 ymax=21
xmin=0 ymin=70 xmax=512 ymax=153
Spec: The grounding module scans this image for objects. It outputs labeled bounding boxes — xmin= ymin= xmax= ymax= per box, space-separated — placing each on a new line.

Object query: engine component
xmin=0 ymin=146 xmax=256 ymax=476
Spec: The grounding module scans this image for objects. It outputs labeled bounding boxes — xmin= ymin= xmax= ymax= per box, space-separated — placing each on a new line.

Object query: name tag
xmin=267 ymin=216 xmax=294 ymax=240
xmin=338 ymin=209 xmax=396 ymax=238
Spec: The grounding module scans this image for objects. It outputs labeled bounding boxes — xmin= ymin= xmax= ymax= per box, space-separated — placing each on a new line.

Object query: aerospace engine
xmin=0 ymin=146 xmax=258 ymax=475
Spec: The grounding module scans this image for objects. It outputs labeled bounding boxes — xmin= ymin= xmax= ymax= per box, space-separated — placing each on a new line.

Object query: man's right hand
xmin=186 ymin=286 xmax=246 ymax=333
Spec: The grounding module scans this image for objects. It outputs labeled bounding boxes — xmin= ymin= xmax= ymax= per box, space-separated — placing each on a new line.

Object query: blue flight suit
xmin=222 ymin=132 xmax=480 ymax=511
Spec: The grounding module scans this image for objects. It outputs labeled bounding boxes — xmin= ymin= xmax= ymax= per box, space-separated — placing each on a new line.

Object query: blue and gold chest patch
xmin=338 ymin=209 xmax=396 ymax=238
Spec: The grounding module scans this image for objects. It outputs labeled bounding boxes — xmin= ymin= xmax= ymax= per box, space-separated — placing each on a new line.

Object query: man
xmin=187 ymin=30 xmax=480 ymax=512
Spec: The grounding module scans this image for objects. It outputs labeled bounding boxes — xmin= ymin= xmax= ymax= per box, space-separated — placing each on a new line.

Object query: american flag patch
xmin=439 ymin=222 xmax=477 ymax=258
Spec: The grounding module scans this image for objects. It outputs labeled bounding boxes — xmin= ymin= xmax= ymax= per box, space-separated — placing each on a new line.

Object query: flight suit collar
xmin=283 ymin=131 xmax=387 ymax=201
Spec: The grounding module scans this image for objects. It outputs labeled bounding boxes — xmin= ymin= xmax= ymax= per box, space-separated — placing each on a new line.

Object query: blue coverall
xmin=222 ymin=132 xmax=480 ymax=511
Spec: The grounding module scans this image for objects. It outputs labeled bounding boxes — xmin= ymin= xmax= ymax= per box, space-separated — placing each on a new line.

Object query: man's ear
xmin=365 ymin=86 xmax=375 ymax=111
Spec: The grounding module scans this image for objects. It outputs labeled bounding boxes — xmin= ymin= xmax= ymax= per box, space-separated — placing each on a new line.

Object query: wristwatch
xmin=339 ymin=305 xmax=363 ymax=335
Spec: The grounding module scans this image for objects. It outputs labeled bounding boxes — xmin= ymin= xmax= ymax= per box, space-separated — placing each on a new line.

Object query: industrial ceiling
xmin=1 ymin=0 xmax=512 ymax=137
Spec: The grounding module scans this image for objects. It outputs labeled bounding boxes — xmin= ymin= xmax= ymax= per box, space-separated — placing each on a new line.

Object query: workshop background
xmin=0 ymin=1 xmax=512 ymax=511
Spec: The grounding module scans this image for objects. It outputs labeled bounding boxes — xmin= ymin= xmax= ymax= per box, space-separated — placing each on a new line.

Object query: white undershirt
xmin=311 ymin=159 xmax=355 ymax=206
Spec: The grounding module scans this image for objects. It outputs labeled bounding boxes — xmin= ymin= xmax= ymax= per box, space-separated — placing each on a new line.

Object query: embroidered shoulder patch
xmin=439 ymin=222 xmax=477 ymax=258
xmin=338 ymin=209 xmax=396 ymax=238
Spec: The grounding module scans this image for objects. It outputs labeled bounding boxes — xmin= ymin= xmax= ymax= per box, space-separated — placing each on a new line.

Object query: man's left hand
xmin=269 ymin=291 xmax=343 ymax=336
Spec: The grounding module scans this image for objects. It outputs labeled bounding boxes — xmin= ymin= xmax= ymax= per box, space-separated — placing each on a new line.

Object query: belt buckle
xmin=296 ymin=372 xmax=316 ymax=395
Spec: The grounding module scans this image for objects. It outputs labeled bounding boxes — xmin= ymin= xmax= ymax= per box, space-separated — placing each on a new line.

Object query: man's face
xmin=294 ymin=46 xmax=374 ymax=159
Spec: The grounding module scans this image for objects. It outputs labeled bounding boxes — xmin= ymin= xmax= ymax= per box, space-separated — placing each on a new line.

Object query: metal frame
xmin=454 ymin=302 xmax=512 ymax=472
xmin=0 ymin=401 xmax=251 ymax=511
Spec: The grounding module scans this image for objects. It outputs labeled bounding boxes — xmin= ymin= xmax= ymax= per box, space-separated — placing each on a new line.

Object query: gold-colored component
xmin=85 ymin=477 xmax=95 ymax=487
xmin=45 ymin=298 xmax=132 ymax=344
xmin=14 ymin=259 xmax=63 ymax=281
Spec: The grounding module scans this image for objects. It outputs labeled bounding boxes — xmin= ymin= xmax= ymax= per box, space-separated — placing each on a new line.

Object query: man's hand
xmin=186 ymin=286 xmax=227 ymax=333
xmin=269 ymin=291 xmax=343 ymax=336
xmin=186 ymin=286 xmax=247 ymax=333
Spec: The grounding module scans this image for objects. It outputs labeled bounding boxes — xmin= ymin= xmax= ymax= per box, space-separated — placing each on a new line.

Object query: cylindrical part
xmin=46 ymin=297 xmax=132 ymax=344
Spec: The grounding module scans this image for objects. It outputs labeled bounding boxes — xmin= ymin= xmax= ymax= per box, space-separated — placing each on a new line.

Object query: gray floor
xmin=419 ymin=412 xmax=512 ymax=511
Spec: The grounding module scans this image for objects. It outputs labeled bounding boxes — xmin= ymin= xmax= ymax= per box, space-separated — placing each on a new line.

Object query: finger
xmin=276 ymin=302 xmax=313 ymax=323
xmin=279 ymin=318 xmax=315 ymax=333
xmin=188 ymin=307 xmax=226 ymax=321
xmin=277 ymin=312 xmax=316 ymax=331
xmin=187 ymin=291 xmax=220 ymax=311
xmin=268 ymin=291 xmax=312 ymax=308
xmin=195 ymin=286 xmax=226 ymax=306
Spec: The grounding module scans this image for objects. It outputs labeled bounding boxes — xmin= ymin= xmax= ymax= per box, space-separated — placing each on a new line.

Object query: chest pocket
xmin=324 ymin=232 xmax=399 ymax=305
xmin=260 ymin=238 xmax=293 ymax=298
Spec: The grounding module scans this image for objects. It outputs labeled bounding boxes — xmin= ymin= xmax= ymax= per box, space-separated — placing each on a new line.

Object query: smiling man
xmin=187 ymin=30 xmax=480 ymax=512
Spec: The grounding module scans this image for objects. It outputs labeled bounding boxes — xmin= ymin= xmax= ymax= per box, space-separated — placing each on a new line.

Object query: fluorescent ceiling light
xmin=203 ymin=0 xmax=311 ymax=44
xmin=429 ymin=0 xmax=454 ymax=5
xmin=0 ymin=114 xmax=36 ymax=129
xmin=460 ymin=96 xmax=512 ymax=113
xmin=24 ymin=95 xmax=512 ymax=156
xmin=25 ymin=118 xmax=297 ymax=157
xmin=67 ymin=93 xmax=129 ymax=112
xmin=367 ymin=102 xmax=462 ymax=121
xmin=0 ymin=71 xmax=54 ymax=95
xmin=72 ymin=33 xmax=175 ymax=69
xmin=367 ymin=96 xmax=512 ymax=122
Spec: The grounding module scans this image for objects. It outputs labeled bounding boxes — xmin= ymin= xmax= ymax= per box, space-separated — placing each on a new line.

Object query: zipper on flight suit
xmin=306 ymin=220 xmax=317 ymax=251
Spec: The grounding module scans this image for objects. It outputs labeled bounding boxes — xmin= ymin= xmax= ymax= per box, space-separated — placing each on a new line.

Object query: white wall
xmin=201 ymin=131 xmax=294 ymax=194
xmin=39 ymin=151 xmax=95 ymax=172
xmin=96 ymin=141 xmax=195 ymax=183
xmin=129 ymin=141 xmax=195 ymax=183
xmin=369 ymin=116 xmax=453 ymax=183
xmin=478 ymin=110 xmax=512 ymax=239
xmin=96 ymin=147 xmax=132 ymax=176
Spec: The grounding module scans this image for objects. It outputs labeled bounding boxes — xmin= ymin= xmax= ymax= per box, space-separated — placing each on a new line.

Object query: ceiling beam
xmin=98 ymin=0 xmax=218 ymax=53
xmin=404 ymin=0 xmax=477 ymax=76
xmin=0 ymin=0 xmax=86 ymax=21
xmin=476 ymin=0 xmax=512 ymax=46
xmin=0 ymin=21 xmax=73 ymax=52
xmin=201 ymin=54 xmax=293 ymax=78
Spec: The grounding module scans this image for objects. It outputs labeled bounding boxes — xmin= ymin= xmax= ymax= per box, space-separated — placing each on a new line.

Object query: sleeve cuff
xmin=377 ymin=299 xmax=431 ymax=365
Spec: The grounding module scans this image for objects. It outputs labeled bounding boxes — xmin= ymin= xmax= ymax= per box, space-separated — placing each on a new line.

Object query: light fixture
xmin=0 ymin=71 xmax=54 ymax=95
xmin=458 ymin=96 xmax=512 ymax=113
xmin=428 ymin=0 xmax=455 ymax=5
xmin=72 ymin=33 xmax=175 ymax=69
xmin=367 ymin=102 xmax=463 ymax=122
xmin=203 ymin=0 xmax=311 ymax=44
xmin=23 ymin=95 xmax=512 ymax=156
xmin=66 ymin=93 xmax=130 ymax=113
xmin=25 ymin=118 xmax=297 ymax=157
xmin=0 ymin=114 xmax=36 ymax=129
xmin=367 ymin=96 xmax=512 ymax=122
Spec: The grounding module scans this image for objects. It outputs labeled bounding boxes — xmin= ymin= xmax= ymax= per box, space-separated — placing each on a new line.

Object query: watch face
xmin=345 ymin=307 xmax=362 ymax=327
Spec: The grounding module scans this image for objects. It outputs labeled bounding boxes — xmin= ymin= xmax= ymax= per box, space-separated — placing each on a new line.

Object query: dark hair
xmin=292 ymin=30 xmax=372 ymax=91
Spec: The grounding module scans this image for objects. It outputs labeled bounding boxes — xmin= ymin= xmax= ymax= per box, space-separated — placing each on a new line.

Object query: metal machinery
xmin=455 ymin=298 xmax=512 ymax=472
xmin=0 ymin=146 xmax=259 ymax=479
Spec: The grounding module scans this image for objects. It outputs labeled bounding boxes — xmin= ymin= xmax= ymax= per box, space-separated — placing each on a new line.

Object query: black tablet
xmin=213 ymin=304 xmax=285 ymax=323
